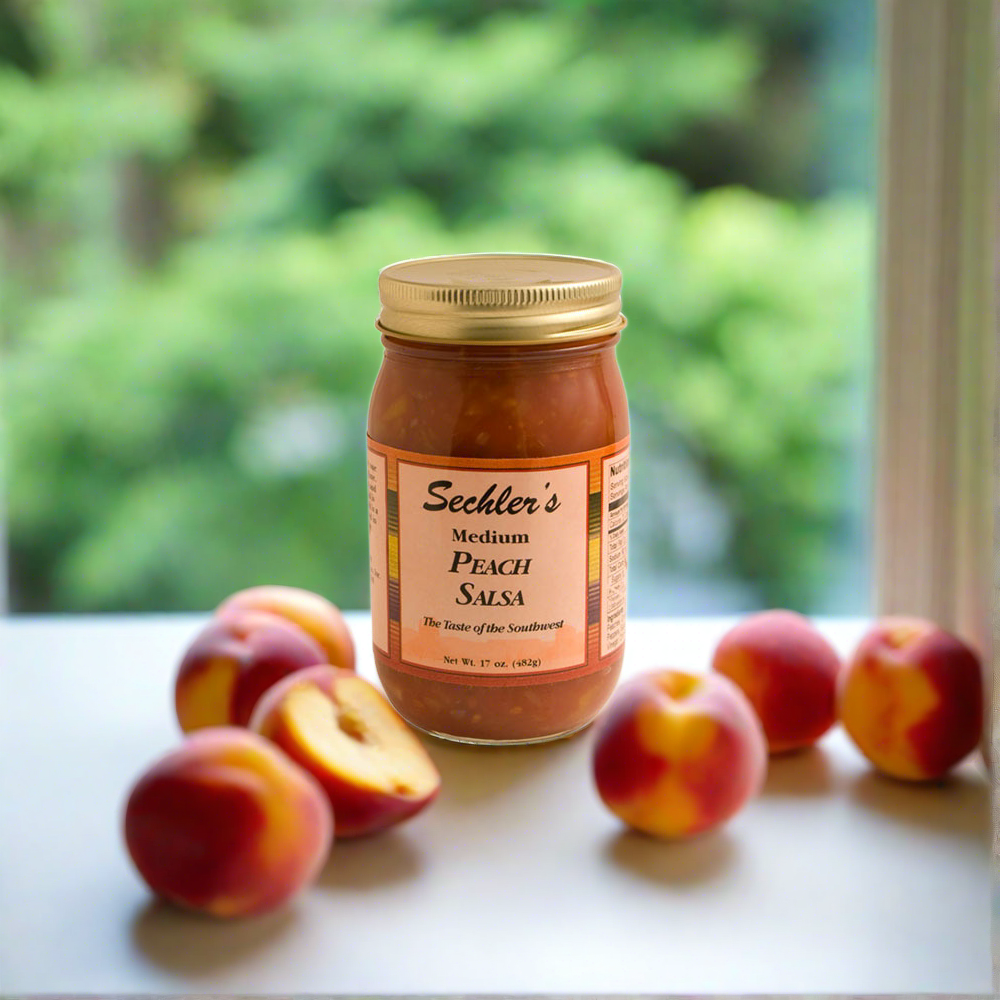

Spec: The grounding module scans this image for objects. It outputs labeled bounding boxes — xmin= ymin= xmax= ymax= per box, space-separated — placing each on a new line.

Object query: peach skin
xmin=712 ymin=610 xmax=841 ymax=753
xmin=593 ymin=669 xmax=766 ymax=838
xmin=250 ymin=666 xmax=440 ymax=837
xmin=175 ymin=610 xmax=327 ymax=732
xmin=838 ymin=617 xmax=982 ymax=780
xmin=217 ymin=585 xmax=356 ymax=671
xmin=124 ymin=728 xmax=332 ymax=917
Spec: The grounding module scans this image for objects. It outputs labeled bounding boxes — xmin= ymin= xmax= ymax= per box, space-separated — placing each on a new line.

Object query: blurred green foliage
xmin=1 ymin=0 xmax=872 ymax=613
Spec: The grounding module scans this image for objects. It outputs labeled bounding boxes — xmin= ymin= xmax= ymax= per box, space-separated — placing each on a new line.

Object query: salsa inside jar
xmin=367 ymin=254 xmax=629 ymax=744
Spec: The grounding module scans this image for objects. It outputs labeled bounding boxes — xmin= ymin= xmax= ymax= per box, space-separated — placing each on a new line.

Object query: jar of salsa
xmin=367 ymin=254 xmax=629 ymax=744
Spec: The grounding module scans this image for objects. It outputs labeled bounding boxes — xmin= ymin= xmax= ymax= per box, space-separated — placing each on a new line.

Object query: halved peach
xmin=250 ymin=666 xmax=440 ymax=837
xmin=217 ymin=586 xmax=355 ymax=671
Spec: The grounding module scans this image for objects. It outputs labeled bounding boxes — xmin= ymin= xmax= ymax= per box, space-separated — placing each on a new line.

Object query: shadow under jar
xmin=367 ymin=254 xmax=629 ymax=744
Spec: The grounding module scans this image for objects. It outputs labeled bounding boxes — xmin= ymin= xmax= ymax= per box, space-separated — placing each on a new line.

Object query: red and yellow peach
xmin=838 ymin=617 xmax=982 ymax=780
xmin=175 ymin=610 xmax=327 ymax=732
xmin=124 ymin=728 xmax=332 ymax=917
xmin=593 ymin=669 xmax=766 ymax=838
xmin=712 ymin=610 xmax=841 ymax=753
xmin=217 ymin=585 xmax=356 ymax=672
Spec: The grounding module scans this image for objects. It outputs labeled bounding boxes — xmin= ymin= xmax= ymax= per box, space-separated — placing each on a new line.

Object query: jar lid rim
xmin=377 ymin=253 xmax=624 ymax=344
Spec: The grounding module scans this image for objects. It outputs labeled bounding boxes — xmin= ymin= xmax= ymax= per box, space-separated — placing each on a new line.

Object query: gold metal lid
xmin=376 ymin=253 xmax=625 ymax=344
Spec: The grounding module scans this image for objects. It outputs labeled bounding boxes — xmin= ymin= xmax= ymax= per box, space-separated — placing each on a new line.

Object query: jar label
xmin=367 ymin=437 xmax=628 ymax=685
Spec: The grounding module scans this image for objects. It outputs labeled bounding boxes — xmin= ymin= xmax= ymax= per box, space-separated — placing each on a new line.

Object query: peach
xmin=838 ymin=617 xmax=983 ymax=780
xmin=217 ymin=585 xmax=356 ymax=671
xmin=123 ymin=728 xmax=332 ymax=917
xmin=711 ymin=610 xmax=841 ymax=753
xmin=250 ymin=666 xmax=440 ymax=837
xmin=175 ymin=611 xmax=327 ymax=732
xmin=593 ymin=669 xmax=766 ymax=838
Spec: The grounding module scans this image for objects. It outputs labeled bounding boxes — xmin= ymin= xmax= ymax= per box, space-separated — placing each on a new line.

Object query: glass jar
xmin=367 ymin=254 xmax=629 ymax=744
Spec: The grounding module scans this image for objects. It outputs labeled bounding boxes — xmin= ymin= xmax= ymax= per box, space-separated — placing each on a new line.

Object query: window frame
xmin=874 ymin=0 xmax=996 ymax=644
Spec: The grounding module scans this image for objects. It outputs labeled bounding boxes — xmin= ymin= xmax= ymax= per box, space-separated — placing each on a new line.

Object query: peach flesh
xmin=251 ymin=666 xmax=440 ymax=837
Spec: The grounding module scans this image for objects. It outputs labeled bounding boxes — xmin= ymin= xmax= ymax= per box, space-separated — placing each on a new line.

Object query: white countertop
xmin=0 ymin=613 xmax=990 ymax=995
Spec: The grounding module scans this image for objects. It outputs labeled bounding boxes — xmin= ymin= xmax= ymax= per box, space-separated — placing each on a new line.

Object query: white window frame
xmin=873 ymin=0 xmax=996 ymax=772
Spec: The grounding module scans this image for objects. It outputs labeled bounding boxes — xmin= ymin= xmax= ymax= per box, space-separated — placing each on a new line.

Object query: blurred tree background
xmin=0 ymin=0 xmax=873 ymax=614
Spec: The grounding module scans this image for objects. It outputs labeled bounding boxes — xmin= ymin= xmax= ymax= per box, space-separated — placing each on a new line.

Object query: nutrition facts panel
xmin=600 ymin=447 xmax=629 ymax=657
xmin=367 ymin=450 xmax=389 ymax=654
